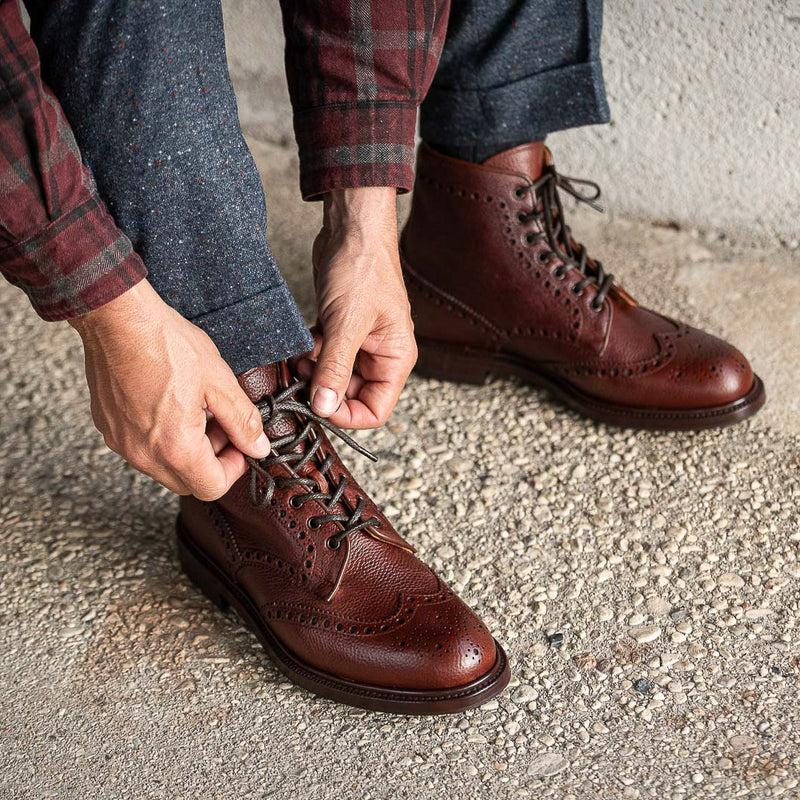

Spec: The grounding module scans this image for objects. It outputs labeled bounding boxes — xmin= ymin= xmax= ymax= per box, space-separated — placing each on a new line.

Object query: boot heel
xmin=414 ymin=341 xmax=492 ymax=385
xmin=177 ymin=524 xmax=231 ymax=611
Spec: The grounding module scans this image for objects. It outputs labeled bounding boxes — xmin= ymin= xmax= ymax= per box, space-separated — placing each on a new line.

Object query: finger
xmin=327 ymin=354 xmax=411 ymax=429
xmin=294 ymin=356 xmax=315 ymax=382
xmin=307 ymin=326 xmax=323 ymax=358
xmin=179 ymin=438 xmax=247 ymax=501
xmin=213 ymin=443 xmax=249 ymax=485
xmin=296 ymin=355 xmax=364 ymax=395
xmin=344 ymin=371 xmax=366 ymax=399
xmin=290 ymin=328 xmax=323 ymax=382
xmin=310 ymin=319 xmax=368 ymax=418
xmin=205 ymin=417 xmax=231 ymax=456
xmin=205 ymin=368 xmax=270 ymax=459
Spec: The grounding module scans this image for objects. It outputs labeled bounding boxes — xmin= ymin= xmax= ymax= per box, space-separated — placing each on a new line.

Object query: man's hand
xmin=295 ymin=187 xmax=417 ymax=429
xmin=70 ymin=280 xmax=270 ymax=500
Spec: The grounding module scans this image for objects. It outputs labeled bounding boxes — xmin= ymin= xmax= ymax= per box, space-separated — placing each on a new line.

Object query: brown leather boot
xmin=177 ymin=361 xmax=509 ymax=713
xmin=401 ymin=143 xmax=765 ymax=430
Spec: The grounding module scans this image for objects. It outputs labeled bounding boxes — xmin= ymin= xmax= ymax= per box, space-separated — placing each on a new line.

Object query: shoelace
xmin=519 ymin=164 xmax=615 ymax=309
xmin=245 ymin=381 xmax=380 ymax=550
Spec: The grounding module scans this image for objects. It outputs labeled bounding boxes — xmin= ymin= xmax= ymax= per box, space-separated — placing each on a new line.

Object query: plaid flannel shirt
xmin=0 ymin=0 xmax=447 ymax=320
xmin=280 ymin=0 xmax=449 ymax=199
xmin=0 ymin=0 xmax=147 ymax=321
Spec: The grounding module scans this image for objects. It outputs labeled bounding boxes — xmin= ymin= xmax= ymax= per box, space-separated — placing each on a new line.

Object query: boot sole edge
xmin=414 ymin=338 xmax=766 ymax=432
xmin=176 ymin=518 xmax=511 ymax=715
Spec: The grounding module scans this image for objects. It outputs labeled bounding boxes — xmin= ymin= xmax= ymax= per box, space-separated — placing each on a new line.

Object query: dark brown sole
xmin=414 ymin=339 xmax=766 ymax=431
xmin=176 ymin=518 xmax=510 ymax=715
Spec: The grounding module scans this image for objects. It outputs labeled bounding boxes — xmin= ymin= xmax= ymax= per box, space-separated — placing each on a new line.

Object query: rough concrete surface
xmin=222 ymin=0 xmax=800 ymax=246
xmin=2 ymin=143 xmax=800 ymax=799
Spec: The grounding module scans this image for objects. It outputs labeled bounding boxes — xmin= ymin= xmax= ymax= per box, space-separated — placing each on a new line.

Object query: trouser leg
xmin=420 ymin=0 xmax=609 ymax=162
xmin=24 ymin=0 xmax=313 ymax=375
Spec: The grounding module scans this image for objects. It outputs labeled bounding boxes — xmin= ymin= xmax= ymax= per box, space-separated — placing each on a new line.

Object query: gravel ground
xmin=1 ymin=144 xmax=799 ymax=799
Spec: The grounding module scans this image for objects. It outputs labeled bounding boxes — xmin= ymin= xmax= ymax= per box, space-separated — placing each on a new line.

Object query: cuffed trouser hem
xmin=420 ymin=59 xmax=610 ymax=151
xmin=190 ymin=283 xmax=314 ymax=376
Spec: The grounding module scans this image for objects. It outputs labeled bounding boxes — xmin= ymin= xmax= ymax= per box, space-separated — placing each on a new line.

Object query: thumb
xmin=205 ymin=371 xmax=270 ymax=459
xmin=310 ymin=319 xmax=364 ymax=418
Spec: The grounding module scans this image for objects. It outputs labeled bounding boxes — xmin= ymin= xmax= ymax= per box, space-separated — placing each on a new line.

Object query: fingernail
xmin=312 ymin=387 xmax=338 ymax=416
xmin=253 ymin=432 xmax=270 ymax=457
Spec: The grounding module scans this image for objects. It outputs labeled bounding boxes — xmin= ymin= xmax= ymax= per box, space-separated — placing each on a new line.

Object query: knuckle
xmin=244 ymin=406 xmax=263 ymax=435
xmin=157 ymin=439 xmax=188 ymax=468
xmin=324 ymin=307 xmax=367 ymax=341
xmin=101 ymin=433 xmax=119 ymax=454
xmin=319 ymin=351 xmax=352 ymax=381
xmin=204 ymin=383 xmax=223 ymax=406
xmin=404 ymin=340 xmax=419 ymax=367
xmin=191 ymin=477 xmax=227 ymax=502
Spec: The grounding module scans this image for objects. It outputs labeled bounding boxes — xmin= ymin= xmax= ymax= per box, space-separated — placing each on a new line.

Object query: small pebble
xmin=512 ymin=684 xmax=538 ymax=704
xmin=629 ymin=626 xmax=662 ymax=644
xmin=718 ymin=572 xmax=745 ymax=589
xmin=596 ymin=605 xmax=613 ymax=622
xmin=527 ymin=753 xmax=569 ymax=777
xmin=572 ymin=652 xmax=596 ymax=670
xmin=645 ymin=596 xmax=670 ymax=617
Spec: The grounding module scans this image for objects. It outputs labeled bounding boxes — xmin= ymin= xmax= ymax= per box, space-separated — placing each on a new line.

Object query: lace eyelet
xmin=538 ymin=251 xmax=550 ymax=263
xmin=554 ymin=267 xmax=567 ymax=279
xmin=572 ymin=286 xmax=584 ymax=296
xmin=590 ymin=300 xmax=603 ymax=312
xmin=525 ymin=234 xmax=535 ymax=244
xmin=515 ymin=186 xmax=528 ymax=199
xmin=289 ymin=495 xmax=303 ymax=509
xmin=326 ymin=536 xmax=341 ymax=551
xmin=518 ymin=213 xmax=527 ymax=222
xmin=308 ymin=517 xmax=321 ymax=530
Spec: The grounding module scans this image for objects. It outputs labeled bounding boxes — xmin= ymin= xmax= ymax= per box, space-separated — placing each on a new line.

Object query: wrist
xmin=321 ymin=187 xmax=397 ymax=237
xmin=68 ymin=279 xmax=162 ymax=338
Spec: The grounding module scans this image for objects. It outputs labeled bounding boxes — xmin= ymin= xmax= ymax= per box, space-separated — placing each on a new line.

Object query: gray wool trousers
xmin=24 ymin=0 xmax=607 ymax=376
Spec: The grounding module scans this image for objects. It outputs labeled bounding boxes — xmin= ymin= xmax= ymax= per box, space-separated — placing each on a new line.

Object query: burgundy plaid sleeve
xmin=280 ymin=0 xmax=449 ymax=200
xmin=0 ymin=0 xmax=146 ymax=321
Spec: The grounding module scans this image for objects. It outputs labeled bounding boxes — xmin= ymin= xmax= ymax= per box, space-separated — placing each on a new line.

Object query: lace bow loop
xmin=554 ymin=173 xmax=604 ymax=213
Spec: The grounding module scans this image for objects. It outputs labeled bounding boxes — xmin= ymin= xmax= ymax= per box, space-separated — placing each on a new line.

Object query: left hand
xmin=293 ymin=187 xmax=417 ymax=429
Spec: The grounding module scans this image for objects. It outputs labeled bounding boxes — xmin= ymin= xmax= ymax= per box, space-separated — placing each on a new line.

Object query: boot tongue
xmin=238 ymin=361 xmax=288 ymax=403
xmin=483 ymin=142 xmax=547 ymax=180
xmin=238 ymin=360 xmax=302 ymax=444
xmin=237 ymin=362 xmax=331 ymax=492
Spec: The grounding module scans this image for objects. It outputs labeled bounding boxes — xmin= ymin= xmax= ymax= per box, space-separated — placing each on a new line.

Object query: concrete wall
xmin=223 ymin=0 xmax=800 ymax=245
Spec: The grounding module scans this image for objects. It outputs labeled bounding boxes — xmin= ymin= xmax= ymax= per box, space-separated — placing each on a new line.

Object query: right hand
xmin=69 ymin=280 xmax=270 ymax=500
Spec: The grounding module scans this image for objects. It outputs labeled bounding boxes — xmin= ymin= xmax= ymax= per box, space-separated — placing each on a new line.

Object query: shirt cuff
xmin=293 ymin=103 xmax=418 ymax=200
xmin=0 ymin=194 xmax=147 ymax=321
